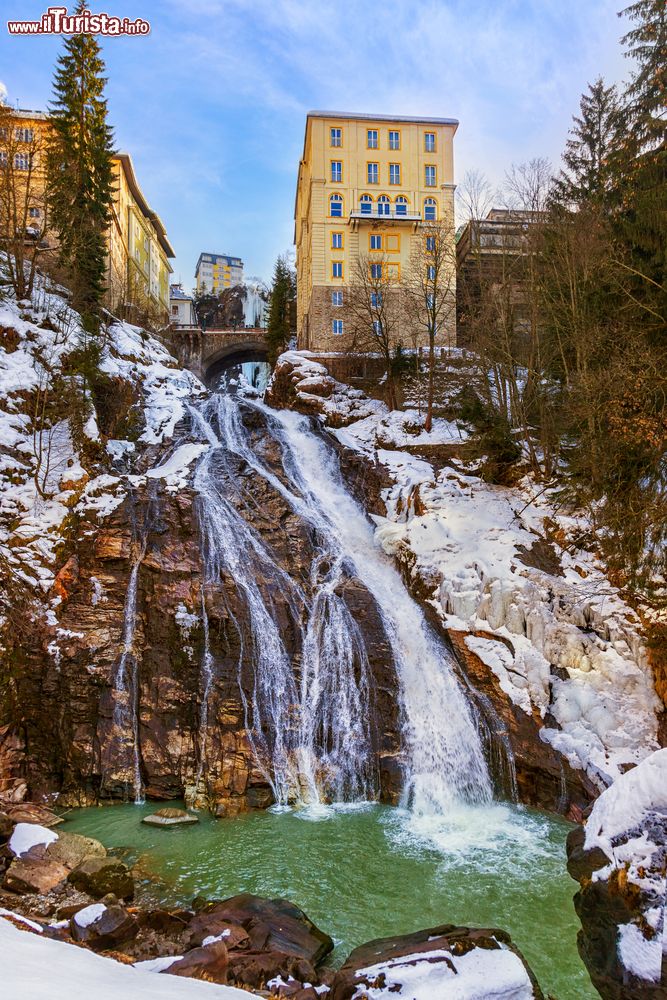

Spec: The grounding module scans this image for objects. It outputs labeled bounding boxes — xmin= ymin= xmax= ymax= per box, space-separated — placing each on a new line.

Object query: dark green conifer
xmin=47 ymin=0 xmax=114 ymax=331
xmin=266 ymin=255 xmax=296 ymax=365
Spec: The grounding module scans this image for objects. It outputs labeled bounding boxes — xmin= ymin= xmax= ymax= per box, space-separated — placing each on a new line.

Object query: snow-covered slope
xmin=0 ymin=268 xmax=203 ymax=642
xmin=0 ymin=917 xmax=250 ymax=1000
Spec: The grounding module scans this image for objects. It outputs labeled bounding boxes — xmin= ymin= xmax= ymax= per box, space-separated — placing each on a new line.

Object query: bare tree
xmin=405 ymin=219 xmax=457 ymax=431
xmin=344 ymin=253 xmax=404 ymax=409
xmin=504 ymin=157 xmax=553 ymax=213
xmin=456 ymin=168 xmax=496 ymax=226
xmin=0 ymin=104 xmax=50 ymax=300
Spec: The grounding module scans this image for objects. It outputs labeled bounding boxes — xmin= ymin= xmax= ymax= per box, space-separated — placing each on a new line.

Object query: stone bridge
xmin=161 ymin=327 xmax=267 ymax=382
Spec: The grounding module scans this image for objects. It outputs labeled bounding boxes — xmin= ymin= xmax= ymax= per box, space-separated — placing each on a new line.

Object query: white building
xmin=169 ymin=284 xmax=196 ymax=326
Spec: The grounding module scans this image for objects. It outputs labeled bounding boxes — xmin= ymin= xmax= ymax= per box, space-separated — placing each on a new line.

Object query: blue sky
xmin=1 ymin=0 xmax=633 ymax=287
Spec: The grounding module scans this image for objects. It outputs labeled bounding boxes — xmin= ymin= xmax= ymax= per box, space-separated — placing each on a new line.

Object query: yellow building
xmin=3 ymin=108 xmax=174 ymax=322
xmin=295 ymin=111 xmax=458 ymax=352
xmin=107 ymin=153 xmax=174 ymax=323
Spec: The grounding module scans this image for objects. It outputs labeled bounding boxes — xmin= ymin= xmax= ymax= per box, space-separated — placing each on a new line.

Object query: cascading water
xmin=188 ymin=388 xmax=493 ymax=815
xmin=109 ymin=482 xmax=159 ymax=803
xmin=190 ymin=395 xmax=378 ymax=805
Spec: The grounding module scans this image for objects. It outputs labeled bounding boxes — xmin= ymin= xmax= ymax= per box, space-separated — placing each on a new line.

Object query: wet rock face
xmin=8 ymin=403 xmax=402 ymax=812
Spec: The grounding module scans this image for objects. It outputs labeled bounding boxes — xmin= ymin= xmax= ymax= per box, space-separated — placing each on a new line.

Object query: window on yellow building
xmin=395 ymin=195 xmax=408 ymax=216
xmin=370 ymin=234 xmax=382 ymax=250
xmin=332 ymin=261 xmax=343 ymax=278
xmin=331 ymin=160 xmax=342 ymax=182
xmin=330 ymin=127 xmax=342 ymax=147
xmin=424 ymin=197 xmax=437 ymax=220
xmin=425 ymin=132 xmax=436 ymax=152
xmin=370 ymin=263 xmax=382 ymax=279
xmin=331 ymin=232 xmax=343 ymax=249
xmin=389 ymin=163 xmax=400 ymax=185
xmin=389 ymin=130 xmax=400 ymax=150
xmin=367 ymin=129 xmax=378 ymax=149
xmin=332 ymin=319 xmax=344 ymax=335
xmin=378 ymin=195 xmax=390 ymax=215
xmin=425 ymin=165 xmax=437 ymax=187
xmin=332 ymin=290 xmax=343 ymax=306
xmin=367 ymin=163 xmax=379 ymax=185
xmin=360 ymin=194 xmax=373 ymax=214
xmin=330 ymin=193 xmax=343 ymax=217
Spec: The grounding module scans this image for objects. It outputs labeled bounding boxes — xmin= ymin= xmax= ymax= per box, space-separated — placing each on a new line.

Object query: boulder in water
xmin=330 ymin=924 xmax=544 ymax=999
xmin=142 ymin=808 xmax=199 ymax=827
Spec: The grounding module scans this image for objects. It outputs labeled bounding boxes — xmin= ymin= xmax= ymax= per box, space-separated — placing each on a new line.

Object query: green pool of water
xmin=65 ymin=799 xmax=594 ymax=999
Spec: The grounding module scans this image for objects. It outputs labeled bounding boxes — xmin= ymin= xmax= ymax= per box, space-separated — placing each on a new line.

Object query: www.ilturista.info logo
xmin=7 ymin=6 xmax=150 ymax=36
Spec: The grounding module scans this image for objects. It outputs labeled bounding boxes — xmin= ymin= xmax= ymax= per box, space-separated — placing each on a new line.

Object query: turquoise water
xmin=64 ymin=800 xmax=594 ymax=999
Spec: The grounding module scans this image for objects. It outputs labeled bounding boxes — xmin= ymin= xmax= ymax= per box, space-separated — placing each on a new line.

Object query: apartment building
xmin=107 ymin=153 xmax=174 ymax=321
xmin=294 ymin=111 xmax=458 ymax=352
xmin=195 ymin=252 xmax=244 ymax=293
xmin=2 ymin=108 xmax=174 ymax=322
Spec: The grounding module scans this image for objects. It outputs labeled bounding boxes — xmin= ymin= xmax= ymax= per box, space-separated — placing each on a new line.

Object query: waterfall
xmin=189 ymin=391 xmax=492 ymax=814
xmin=190 ymin=396 xmax=377 ymax=805
xmin=109 ymin=482 xmax=159 ymax=803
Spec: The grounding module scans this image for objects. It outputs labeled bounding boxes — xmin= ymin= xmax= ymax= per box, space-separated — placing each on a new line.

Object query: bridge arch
xmin=203 ymin=339 xmax=268 ymax=385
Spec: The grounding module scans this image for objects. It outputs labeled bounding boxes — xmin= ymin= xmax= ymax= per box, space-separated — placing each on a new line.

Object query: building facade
xmin=106 ymin=153 xmax=174 ymax=322
xmin=456 ymin=208 xmax=543 ymax=357
xmin=294 ymin=111 xmax=458 ymax=353
xmin=195 ymin=252 xmax=244 ymax=293
xmin=2 ymin=108 xmax=174 ymax=322
xmin=169 ymin=283 xmax=196 ymax=326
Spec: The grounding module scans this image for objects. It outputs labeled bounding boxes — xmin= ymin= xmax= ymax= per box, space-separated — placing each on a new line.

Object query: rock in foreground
xmin=330 ymin=924 xmax=544 ymax=999
xmin=567 ymin=747 xmax=667 ymax=999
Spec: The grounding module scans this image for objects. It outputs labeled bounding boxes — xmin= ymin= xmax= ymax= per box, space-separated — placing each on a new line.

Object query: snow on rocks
xmin=332 ymin=925 xmax=542 ymax=1000
xmin=359 ymin=439 xmax=657 ymax=787
xmin=266 ymin=352 xmax=384 ymax=427
xmin=0 ymin=263 xmax=205 ymax=662
xmin=8 ymin=822 xmax=59 ymax=858
xmin=567 ymin=748 xmax=667 ymax=997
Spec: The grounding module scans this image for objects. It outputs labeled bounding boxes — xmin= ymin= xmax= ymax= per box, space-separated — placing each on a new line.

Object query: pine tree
xmin=551 ymin=77 xmax=624 ymax=209
xmin=615 ymin=1 xmax=667 ymax=290
xmin=266 ymin=255 xmax=295 ymax=365
xmin=47 ymin=0 xmax=114 ymax=331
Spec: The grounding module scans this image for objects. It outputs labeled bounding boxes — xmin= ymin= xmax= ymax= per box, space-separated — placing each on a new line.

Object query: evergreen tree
xmin=551 ymin=77 xmax=624 ymax=209
xmin=615 ymin=1 xmax=667 ymax=293
xmin=266 ymin=255 xmax=295 ymax=365
xmin=47 ymin=0 xmax=114 ymax=331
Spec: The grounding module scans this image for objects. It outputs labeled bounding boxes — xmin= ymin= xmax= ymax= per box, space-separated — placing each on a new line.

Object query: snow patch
xmin=8 ymin=823 xmax=58 ymax=858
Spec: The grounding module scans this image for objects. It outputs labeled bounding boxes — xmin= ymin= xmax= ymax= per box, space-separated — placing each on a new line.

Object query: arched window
xmin=359 ymin=193 xmax=373 ymax=215
xmin=395 ymin=195 xmax=408 ymax=217
xmin=424 ymin=197 xmax=437 ymax=221
xmin=330 ymin=193 xmax=343 ymax=217
xmin=378 ymin=194 xmax=391 ymax=216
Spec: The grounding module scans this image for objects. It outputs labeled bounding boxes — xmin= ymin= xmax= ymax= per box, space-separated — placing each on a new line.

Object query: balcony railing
xmin=349 ymin=208 xmax=422 ymax=221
